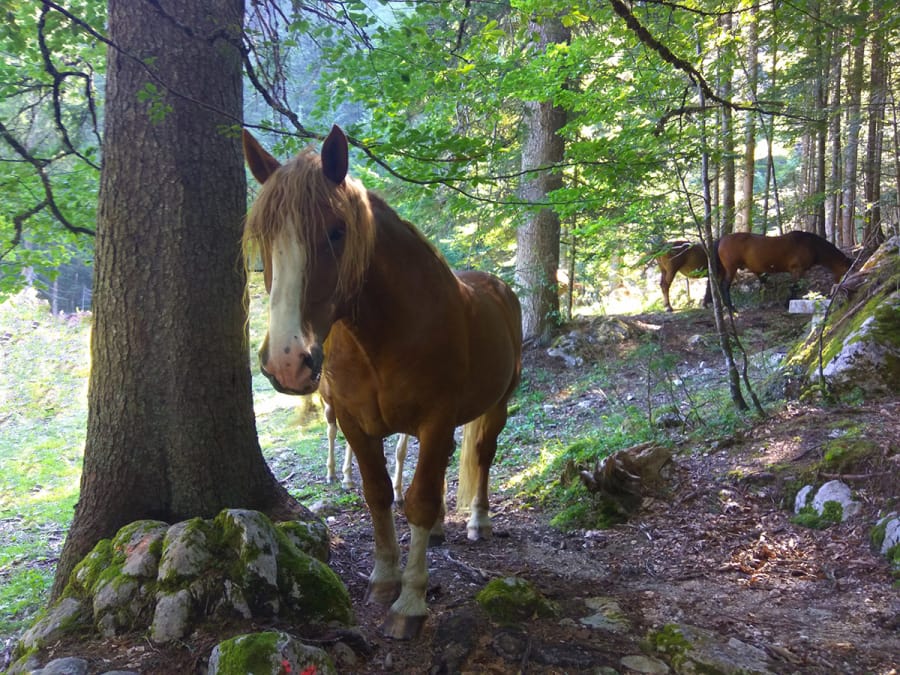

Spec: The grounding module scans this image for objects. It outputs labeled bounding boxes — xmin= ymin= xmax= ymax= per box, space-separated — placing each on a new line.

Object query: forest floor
xmin=6 ymin=301 xmax=900 ymax=674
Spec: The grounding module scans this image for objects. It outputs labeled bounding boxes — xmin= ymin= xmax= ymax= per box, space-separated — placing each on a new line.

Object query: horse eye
xmin=328 ymin=227 xmax=345 ymax=243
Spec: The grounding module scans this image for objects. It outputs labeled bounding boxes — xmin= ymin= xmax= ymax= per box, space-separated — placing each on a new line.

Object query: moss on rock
xmin=274 ymin=527 xmax=353 ymax=625
xmin=208 ymin=630 xmax=337 ymax=675
xmin=476 ymin=576 xmax=558 ymax=625
xmin=276 ymin=519 xmax=330 ymax=563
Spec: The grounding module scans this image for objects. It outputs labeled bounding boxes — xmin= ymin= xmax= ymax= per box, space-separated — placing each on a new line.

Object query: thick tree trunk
xmin=51 ymin=0 xmax=303 ymax=600
xmin=515 ymin=18 xmax=569 ymax=345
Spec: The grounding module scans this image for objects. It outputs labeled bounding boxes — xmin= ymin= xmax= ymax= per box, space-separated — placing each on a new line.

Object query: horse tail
xmin=456 ymin=415 xmax=486 ymax=513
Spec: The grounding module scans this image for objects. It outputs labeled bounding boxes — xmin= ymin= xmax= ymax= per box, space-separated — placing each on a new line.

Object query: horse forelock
xmin=243 ymin=147 xmax=375 ymax=299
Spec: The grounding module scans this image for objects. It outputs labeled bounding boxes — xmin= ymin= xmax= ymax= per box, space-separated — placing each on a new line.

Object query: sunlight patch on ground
xmin=504 ymin=442 xmax=563 ymax=490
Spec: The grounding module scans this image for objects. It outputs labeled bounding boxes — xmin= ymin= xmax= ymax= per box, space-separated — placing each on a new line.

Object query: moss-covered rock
xmin=475 ymin=576 xmax=558 ymax=625
xmin=647 ymin=623 xmax=775 ymax=674
xmin=13 ymin=508 xmax=354 ymax=661
xmin=276 ymin=519 xmax=330 ymax=563
xmin=274 ymin=528 xmax=353 ymax=625
xmin=871 ymin=513 xmax=900 ymax=573
xmin=208 ymin=630 xmax=336 ymax=675
xmin=787 ymin=236 xmax=900 ymax=398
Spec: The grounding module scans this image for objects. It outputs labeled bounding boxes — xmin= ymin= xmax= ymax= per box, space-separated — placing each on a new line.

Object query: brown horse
xmin=655 ymin=240 xmax=710 ymax=311
xmin=713 ymin=231 xmax=852 ymax=309
xmin=242 ymin=126 xmax=522 ymax=639
xmin=320 ymin=377 xmax=410 ymax=502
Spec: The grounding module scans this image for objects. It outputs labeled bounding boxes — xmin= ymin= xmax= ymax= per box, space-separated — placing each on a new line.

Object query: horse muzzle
xmin=259 ymin=341 xmax=323 ymax=396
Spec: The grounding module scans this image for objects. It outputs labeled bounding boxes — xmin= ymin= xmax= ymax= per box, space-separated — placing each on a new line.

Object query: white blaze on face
xmin=265 ymin=231 xmax=310 ymax=390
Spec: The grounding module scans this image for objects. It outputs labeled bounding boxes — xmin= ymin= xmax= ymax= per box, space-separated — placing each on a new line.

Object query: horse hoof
xmin=427 ymin=532 xmax=446 ymax=548
xmin=380 ymin=611 xmax=427 ymax=640
xmin=467 ymin=525 xmax=492 ymax=541
xmin=365 ymin=581 xmax=401 ymax=606
xmin=341 ymin=480 xmax=354 ymax=490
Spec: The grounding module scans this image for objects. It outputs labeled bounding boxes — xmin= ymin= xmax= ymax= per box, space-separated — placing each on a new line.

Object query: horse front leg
xmin=381 ymin=428 xmax=454 ymax=639
xmin=347 ymin=432 xmax=402 ymax=606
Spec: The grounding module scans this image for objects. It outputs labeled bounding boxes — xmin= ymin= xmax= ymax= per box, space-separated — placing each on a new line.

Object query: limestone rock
xmin=207 ymin=631 xmax=336 ymax=675
xmin=12 ymin=509 xmax=353 ymax=667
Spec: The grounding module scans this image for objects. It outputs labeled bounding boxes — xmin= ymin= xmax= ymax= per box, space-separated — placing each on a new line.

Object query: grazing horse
xmin=713 ymin=231 xmax=852 ymax=309
xmin=321 ymin=377 xmax=409 ymax=502
xmin=655 ymin=240 xmax=710 ymax=311
xmin=242 ymin=126 xmax=522 ymax=639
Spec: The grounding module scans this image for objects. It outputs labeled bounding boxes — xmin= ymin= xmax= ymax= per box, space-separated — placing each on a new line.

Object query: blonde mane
xmin=243 ymin=146 xmax=375 ymax=299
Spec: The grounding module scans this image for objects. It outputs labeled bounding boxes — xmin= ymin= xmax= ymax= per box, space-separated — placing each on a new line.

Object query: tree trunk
xmin=841 ymin=34 xmax=865 ymax=248
xmin=51 ymin=0 xmax=303 ymax=600
xmin=718 ymin=12 xmax=736 ymax=236
xmin=737 ymin=4 xmax=758 ymax=233
xmin=826 ymin=32 xmax=843 ymax=242
xmin=863 ymin=0 xmax=886 ymax=247
xmin=515 ymin=17 xmax=569 ymax=345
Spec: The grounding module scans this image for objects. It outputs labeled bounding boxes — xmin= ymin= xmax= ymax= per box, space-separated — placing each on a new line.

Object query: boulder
xmin=207 ymin=630 xmax=336 ymax=675
xmin=788 ymin=236 xmax=900 ymax=397
xmin=9 ymin=509 xmax=352 ymax=673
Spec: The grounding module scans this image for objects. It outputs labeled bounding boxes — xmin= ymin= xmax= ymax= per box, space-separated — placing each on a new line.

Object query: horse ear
xmin=321 ymin=125 xmax=349 ymax=185
xmin=242 ymin=130 xmax=281 ymax=184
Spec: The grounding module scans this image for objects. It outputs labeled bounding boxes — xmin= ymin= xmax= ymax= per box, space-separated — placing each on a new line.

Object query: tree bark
xmin=515 ymin=17 xmax=569 ymax=345
xmin=841 ymin=33 xmax=865 ymax=248
xmin=863 ymin=0 xmax=886 ymax=247
xmin=51 ymin=0 xmax=303 ymax=600
xmin=737 ymin=4 xmax=758 ymax=233
xmin=718 ymin=12 xmax=736 ymax=236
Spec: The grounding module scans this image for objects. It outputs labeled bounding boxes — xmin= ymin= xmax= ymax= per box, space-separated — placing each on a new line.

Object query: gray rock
xmin=220 ymin=509 xmax=279 ymax=587
xmin=649 ymin=623 xmax=774 ymax=675
xmin=811 ymin=480 xmax=861 ymax=521
xmin=207 ymin=631 xmax=336 ymax=675
xmin=876 ymin=512 xmax=900 ymax=556
xmin=150 ymin=588 xmax=193 ymax=643
xmin=18 ymin=597 xmax=87 ymax=651
xmin=157 ymin=519 xmax=214 ymax=582
xmin=620 ymin=654 xmax=670 ymax=673
xmin=31 ymin=657 xmax=89 ymax=675
xmin=794 ymin=480 xmax=861 ymax=521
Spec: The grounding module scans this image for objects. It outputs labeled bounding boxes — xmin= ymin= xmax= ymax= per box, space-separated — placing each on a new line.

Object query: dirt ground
xmin=8 ymin=299 xmax=900 ymax=674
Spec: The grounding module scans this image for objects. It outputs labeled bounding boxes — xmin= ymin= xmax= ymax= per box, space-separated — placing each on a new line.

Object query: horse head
xmin=242 ymin=126 xmax=374 ymax=395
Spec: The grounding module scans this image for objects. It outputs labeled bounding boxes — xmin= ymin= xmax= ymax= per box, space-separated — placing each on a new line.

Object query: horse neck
xmin=340 ymin=198 xmax=458 ymax=344
xmin=818 ymin=240 xmax=851 ymax=277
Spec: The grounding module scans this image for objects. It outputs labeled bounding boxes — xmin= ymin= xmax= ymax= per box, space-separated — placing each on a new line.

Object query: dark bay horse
xmin=713 ymin=231 xmax=852 ymax=309
xmin=655 ymin=240 xmax=710 ymax=311
xmin=242 ymin=126 xmax=522 ymax=639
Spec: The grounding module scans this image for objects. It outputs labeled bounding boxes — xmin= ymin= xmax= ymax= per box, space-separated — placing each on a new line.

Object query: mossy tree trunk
xmin=51 ymin=0 xmax=304 ymax=600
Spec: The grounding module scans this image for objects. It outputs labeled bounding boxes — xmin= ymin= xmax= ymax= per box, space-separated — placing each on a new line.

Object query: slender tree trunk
xmin=863 ymin=0 xmax=886 ymax=246
xmin=515 ymin=17 xmax=569 ymax=344
xmin=52 ymin=0 xmax=303 ymax=600
xmin=826 ymin=32 xmax=843 ymax=242
xmin=738 ymin=4 xmax=758 ymax=233
xmin=718 ymin=12 xmax=736 ymax=235
xmin=842 ymin=33 xmax=865 ymax=247
xmin=811 ymin=0 xmax=830 ymax=237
